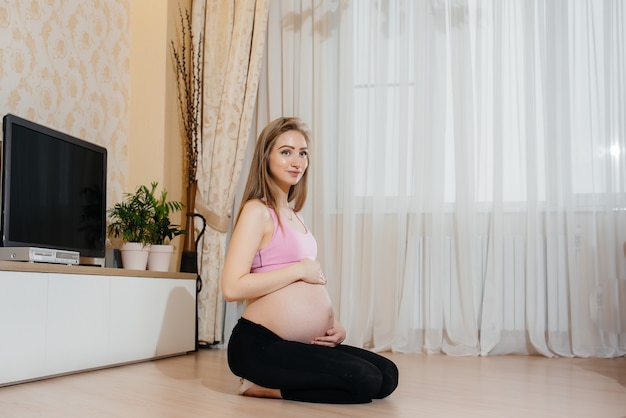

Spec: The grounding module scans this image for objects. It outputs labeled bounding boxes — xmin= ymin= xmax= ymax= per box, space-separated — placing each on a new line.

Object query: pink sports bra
xmin=250 ymin=206 xmax=317 ymax=273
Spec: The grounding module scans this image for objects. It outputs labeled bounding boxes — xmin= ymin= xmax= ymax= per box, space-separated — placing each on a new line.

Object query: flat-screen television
xmin=1 ymin=114 xmax=107 ymax=260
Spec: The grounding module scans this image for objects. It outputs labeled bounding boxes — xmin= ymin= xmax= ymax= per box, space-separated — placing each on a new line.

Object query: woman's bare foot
xmin=239 ymin=380 xmax=282 ymax=399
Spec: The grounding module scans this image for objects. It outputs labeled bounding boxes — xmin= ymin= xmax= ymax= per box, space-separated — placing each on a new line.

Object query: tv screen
xmin=1 ymin=114 xmax=107 ymax=259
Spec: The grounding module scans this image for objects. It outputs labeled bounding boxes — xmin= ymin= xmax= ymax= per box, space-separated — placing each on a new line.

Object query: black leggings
xmin=227 ymin=317 xmax=399 ymax=404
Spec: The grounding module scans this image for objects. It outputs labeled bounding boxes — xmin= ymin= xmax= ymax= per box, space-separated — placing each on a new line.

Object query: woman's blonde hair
xmin=237 ymin=117 xmax=311 ymax=225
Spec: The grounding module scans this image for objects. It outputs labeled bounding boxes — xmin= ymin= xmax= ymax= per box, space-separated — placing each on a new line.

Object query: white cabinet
xmin=0 ymin=263 xmax=197 ymax=386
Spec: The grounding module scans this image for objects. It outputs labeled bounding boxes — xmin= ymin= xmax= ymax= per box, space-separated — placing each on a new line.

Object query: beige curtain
xmin=191 ymin=0 xmax=269 ymax=344
xmin=247 ymin=0 xmax=626 ymax=357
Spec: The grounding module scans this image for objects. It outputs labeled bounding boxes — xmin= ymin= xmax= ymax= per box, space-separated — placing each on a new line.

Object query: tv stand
xmin=0 ymin=261 xmax=197 ymax=387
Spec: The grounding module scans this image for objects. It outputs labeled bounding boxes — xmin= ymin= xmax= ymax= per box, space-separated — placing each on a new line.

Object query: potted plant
xmin=107 ymin=184 xmax=155 ymax=270
xmin=146 ymin=183 xmax=185 ymax=272
xmin=172 ymin=6 xmax=203 ymax=273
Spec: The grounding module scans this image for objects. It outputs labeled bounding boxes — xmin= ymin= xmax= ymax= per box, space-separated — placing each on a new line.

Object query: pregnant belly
xmin=242 ymin=281 xmax=334 ymax=344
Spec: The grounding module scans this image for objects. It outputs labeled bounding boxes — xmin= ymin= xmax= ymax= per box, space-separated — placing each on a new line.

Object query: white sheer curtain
xmin=232 ymin=0 xmax=626 ymax=358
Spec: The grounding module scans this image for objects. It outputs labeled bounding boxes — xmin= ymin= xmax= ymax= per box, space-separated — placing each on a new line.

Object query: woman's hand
xmin=311 ymin=320 xmax=346 ymax=347
xmin=298 ymin=258 xmax=327 ymax=285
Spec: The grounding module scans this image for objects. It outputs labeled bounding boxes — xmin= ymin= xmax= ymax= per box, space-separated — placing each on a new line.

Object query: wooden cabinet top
xmin=0 ymin=260 xmax=197 ymax=280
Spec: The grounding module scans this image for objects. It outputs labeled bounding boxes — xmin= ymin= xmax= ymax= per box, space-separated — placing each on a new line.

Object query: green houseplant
xmin=107 ymin=184 xmax=155 ymax=270
xmin=145 ymin=184 xmax=185 ymax=272
xmin=107 ymin=182 xmax=185 ymax=271
xmin=146 ymin=184 xmax=185 ymax=245
xmin=107 ymin=184 xmax=155 ymax=246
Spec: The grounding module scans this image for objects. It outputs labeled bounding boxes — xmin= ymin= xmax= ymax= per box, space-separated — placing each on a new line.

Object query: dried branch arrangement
xmin=171 ymin=6 xmax=202 ymax=187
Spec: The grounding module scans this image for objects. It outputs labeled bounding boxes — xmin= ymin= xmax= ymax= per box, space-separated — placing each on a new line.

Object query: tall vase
xmin=180 ymin=180 xmax=198 ymax=273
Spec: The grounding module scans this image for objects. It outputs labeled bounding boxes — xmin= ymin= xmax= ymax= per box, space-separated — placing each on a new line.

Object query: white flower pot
xmin=120 ymin=242 xmax=151 ymax=270
xmin=147 ymin=244 xmax=174 ymax=272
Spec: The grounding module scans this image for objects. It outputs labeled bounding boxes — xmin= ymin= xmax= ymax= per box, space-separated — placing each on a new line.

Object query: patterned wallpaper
xmin=0 ymin=0 xmax=130 ymax=206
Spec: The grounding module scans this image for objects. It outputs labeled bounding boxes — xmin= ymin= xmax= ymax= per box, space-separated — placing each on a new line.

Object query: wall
xmin=129 ymin=0 xmax=187 ymax=197
xmin=0 ymin=0 xmax=130 ymax=205
xmin=0 ymin=0 xmax=189 ymax=268
xmin=130 ymin=0 xmax=190 ymax=267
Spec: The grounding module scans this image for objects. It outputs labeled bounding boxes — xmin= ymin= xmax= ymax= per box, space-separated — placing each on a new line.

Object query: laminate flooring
xmin=1 ymin=347 xmax=625 ymax=417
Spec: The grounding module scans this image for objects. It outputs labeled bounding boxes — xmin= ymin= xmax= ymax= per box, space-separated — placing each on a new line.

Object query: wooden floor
xmin=1 ymin=347 xmax=625 ymax=417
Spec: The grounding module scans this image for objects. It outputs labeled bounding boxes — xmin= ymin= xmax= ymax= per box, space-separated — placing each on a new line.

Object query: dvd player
xmin=0 ymin=247 xmax=80 ymax=265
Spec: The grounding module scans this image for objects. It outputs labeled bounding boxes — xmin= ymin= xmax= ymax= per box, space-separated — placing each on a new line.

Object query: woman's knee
xmin=343 ymin=362 xmax=385 ymax=400
xmin=374 ymin=359 xmax=399 ymax=399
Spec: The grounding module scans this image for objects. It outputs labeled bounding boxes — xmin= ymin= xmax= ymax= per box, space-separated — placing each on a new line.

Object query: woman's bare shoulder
xmin=236 ymin=199 xmax=274 ymax=239
xmin=239 ymin=199 xmax=271 ymax=222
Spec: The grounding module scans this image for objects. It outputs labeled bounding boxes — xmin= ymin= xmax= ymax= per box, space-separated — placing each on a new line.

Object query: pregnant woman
xmin=221 ymin=117 xmax=399 ymax=404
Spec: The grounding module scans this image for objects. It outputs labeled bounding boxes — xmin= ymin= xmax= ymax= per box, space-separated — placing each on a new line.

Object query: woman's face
xmin=269 ymin=130 xmax=308 ymax=193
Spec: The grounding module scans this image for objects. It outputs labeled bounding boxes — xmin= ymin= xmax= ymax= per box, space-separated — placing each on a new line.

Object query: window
xmin=349 ymin=1 xmax=624 ymax=207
